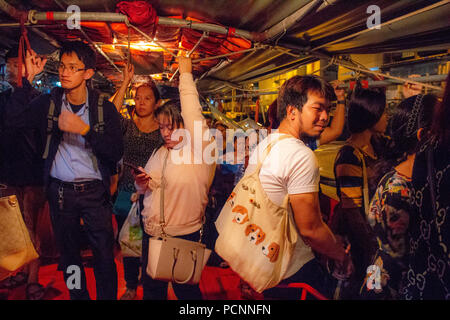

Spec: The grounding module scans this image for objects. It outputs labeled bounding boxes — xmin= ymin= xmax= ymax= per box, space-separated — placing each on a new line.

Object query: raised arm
xmin=178 ymin=56 xmax=212 ymax=154
xmin=319 ymin=80 xmax=346 ymax=145
xmin=112 ymin=63 xmax=134 ymax=112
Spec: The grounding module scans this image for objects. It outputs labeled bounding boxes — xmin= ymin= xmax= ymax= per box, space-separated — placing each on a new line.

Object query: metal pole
xmin=334 ymin=59 xmax=444 ymax=91
xmin=170 ymin=31 xmax=208 ymax=82
xmin=127 ymin=23 xmax=177 ymax=59
xmin=255 ymin=0 xmax=325 ymax=42
xmin=192 ymin=46 xmax=264 ymax=63
xmin=29 ymin=11 xmax=256 ymax=41
xmin=78 ymin=27 xmax=122 ymax=74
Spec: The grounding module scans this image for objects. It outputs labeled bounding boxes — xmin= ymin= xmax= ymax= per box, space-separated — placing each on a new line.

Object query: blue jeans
xmin=141 ymin=230 xmax=203 ymax=300
xmin=48 ymin=179 xmax=118 ymax=300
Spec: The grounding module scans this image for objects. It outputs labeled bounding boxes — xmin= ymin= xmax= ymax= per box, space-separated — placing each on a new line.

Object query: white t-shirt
xmin=245 ymin=133 xmax=320 ymax=206
xmin=245 ymin=133 xmax=319 ymax=278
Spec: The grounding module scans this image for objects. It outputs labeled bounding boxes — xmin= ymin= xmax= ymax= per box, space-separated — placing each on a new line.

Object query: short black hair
xmin=347 ymin=89 xmax=386 ymax=133
xmin=277 ymin=75 xmax=335 ymax=122
xmin=135 ymin=80 xmax=161 ymax=102
xmin=59 ymin=41 xmax=96 ymax=70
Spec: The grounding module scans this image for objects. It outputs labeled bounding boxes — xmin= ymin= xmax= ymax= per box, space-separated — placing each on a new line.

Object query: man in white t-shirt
xmin=246 ymin=75 xmax=353 ymax=299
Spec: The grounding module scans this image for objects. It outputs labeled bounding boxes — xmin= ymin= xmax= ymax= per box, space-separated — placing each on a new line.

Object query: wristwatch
xmin=337 ymin=100 xmax=346 ymax=105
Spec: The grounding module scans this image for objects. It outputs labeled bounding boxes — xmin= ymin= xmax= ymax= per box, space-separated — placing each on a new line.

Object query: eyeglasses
xmin=58 ymin=63 xmax=86 ymax=74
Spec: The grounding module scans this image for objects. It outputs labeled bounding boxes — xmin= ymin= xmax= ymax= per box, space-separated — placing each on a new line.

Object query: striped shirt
xmin=334 ymin=144 xmax=377 ymax=211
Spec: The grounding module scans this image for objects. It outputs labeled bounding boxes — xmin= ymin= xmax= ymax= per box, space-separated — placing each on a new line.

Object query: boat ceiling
xmin=0 ymin=0 xmax=449 ymax=95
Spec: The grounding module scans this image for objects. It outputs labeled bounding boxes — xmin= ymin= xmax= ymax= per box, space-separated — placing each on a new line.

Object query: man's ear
xmin=286 ymin=105 xmax=296 ymax=119
xmin=83 ymin=68 xmax=95 ymax=80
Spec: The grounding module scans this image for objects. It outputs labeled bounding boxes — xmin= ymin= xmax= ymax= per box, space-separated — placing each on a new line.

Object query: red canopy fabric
xmin=116 ymin=1 xmax=158 ymax=39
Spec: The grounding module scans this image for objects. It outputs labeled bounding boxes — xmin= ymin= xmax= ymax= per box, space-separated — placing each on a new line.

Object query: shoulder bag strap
xmin=159 ymin=148 xmax=170 ymax=236
xmin=255 ymin=134 xmax=293 ymax=174
xmin=347 ymin=143 xmax=370 ymax=216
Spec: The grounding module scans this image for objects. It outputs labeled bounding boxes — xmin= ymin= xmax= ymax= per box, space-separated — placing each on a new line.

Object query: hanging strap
xmin=42 ymin=98 xmax=57 ymax=159
xmin=17 ymin=17 xmax=31 ymax=88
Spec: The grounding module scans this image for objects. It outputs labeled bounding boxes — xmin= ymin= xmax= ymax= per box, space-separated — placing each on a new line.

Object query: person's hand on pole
xmin=123 ymin=62 xmax=134 ymax=86
xmin=178 ymin=56 xmax=192 ymax=75
xmin=331 ymin=80 xmax=346 ymax=102
xmin=403 ymin=74 xmax=423 ymax=98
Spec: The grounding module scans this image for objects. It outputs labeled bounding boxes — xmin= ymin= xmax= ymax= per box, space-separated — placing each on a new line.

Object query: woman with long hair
xmin=366 ymin=94 xmax=437 ymax=299
xmin=134 ymin=56 xmax=215 ymax=300
xmin=401 ymin=72 xmax=450 ymax=300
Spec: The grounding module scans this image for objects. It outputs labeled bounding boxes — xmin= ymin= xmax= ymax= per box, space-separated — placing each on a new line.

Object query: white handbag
xmin=146 ymin=150 xmax=211 ymax=284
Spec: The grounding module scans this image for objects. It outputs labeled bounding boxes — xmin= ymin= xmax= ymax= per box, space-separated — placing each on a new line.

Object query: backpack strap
xmin=42 ymin=98 xmax=57 ymax=159
xmin=92 ymin=93 xmax=106 ymax=134
xmin=88 ymin=93 xmax=108 ymax=172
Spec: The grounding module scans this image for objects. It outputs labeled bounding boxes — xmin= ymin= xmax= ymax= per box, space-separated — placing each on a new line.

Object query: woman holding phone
xmin=134 ymin=56 xmax=216 ymax=300
xmin=112 ymin=65 xmax=163 ymax=300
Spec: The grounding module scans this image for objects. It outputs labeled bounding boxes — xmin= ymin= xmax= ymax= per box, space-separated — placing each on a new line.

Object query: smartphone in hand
xmin=123 ymin=162 xmax=145 ymax=175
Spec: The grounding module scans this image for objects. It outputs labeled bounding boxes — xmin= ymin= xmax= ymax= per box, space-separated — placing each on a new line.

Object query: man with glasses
xmin=6 ymin=41 xmax=123 ymax=300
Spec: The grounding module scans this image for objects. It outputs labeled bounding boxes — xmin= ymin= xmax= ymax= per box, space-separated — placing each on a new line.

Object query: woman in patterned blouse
xmin=401 ymin=73 xmax=450 ymax=300
xmin=111 ymin=63 xmax=163 ymax=300
xmin=366 ymin=94 xmax=437 ymax=299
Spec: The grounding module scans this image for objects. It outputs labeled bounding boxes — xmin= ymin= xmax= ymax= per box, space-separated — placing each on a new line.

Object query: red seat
xmin=276 ymin=283 xmax=329 ymax=300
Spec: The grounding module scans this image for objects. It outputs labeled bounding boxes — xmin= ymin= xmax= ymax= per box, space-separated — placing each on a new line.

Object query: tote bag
xmin=0 ymin=194 xmax=39 ymax=279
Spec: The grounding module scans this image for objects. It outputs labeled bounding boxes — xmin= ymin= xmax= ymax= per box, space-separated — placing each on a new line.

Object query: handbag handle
xmin=171 ymin=248 xmax=198 ymax=284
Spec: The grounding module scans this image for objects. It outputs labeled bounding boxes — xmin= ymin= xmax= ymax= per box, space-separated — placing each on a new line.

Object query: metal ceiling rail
xmin=169 ymin=31 xmax=209 ymax=82
xmin=253 ymin=0 xmax=326 ymax=42
xmin=78 ymin=27 xmax=122 ymax=74
xmin=212 ymin=73 xmax=447 ymax=100
xmin=332 ymin=58 xmax=444 ymax=91
xmin=26 ymin=0 xmax=328 ymax=44
xmin=28 ymin=11 xmax=256 ymax=41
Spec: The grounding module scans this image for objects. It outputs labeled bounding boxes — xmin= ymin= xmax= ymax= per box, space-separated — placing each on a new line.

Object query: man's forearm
xmin=301 ymin=222 xmax=346 ymax=263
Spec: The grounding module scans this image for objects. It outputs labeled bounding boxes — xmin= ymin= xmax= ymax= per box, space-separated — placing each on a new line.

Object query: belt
xmin=50 ymin=177 xmax=102 ymax=192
